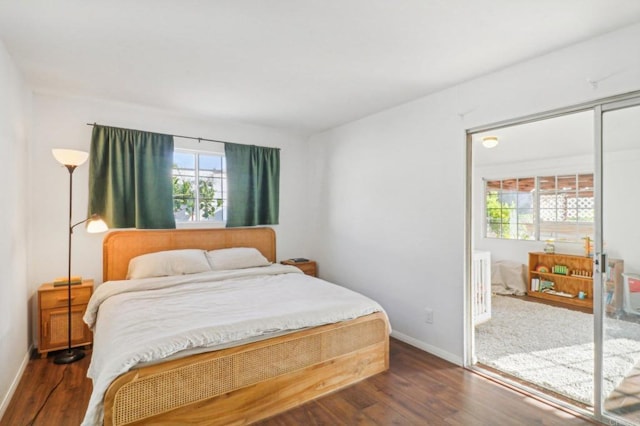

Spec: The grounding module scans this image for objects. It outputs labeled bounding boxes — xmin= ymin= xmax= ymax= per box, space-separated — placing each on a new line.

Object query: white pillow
xmin=127 ymin=249 xmax=212 ymax=279
xmin=206 ymin=247 xmax=270 ymax=271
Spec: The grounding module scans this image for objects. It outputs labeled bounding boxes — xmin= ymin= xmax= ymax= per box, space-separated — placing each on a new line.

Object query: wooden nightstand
xmin=37 ymin=279 xmax=94 ymax=358
xmin=281 ymin=259 xmax=317 ymax=277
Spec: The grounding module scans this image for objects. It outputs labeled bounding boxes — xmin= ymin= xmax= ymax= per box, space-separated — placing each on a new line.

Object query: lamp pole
xmin=51 ymin=148 xmax=107 ymax=363
xmin=54 ymin=164 xmax=85 ymax=364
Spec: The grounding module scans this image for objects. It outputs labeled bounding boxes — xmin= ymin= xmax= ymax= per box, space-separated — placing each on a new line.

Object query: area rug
xmin=475 ymin=295 xmax=640 ymax=404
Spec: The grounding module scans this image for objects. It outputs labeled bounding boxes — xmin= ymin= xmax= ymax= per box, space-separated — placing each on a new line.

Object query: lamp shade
xmin=52 ymin=149 xmax=89 ymax=166
xmin=482 ymin=136 xmax=499 ymax=149
xmin=86 ymin=216 xmax=108 ymax=233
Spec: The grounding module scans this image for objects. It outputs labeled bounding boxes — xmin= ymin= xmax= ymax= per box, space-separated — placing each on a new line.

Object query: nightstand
xmin=281 ymin=259 xmax=317 ymax=277
xmin=37 ymin=279 xmax=94 ymax=358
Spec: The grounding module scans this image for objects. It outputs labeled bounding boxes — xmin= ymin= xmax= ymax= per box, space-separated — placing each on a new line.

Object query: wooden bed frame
xmin=101 ymin=228 xmax=390 ymax=425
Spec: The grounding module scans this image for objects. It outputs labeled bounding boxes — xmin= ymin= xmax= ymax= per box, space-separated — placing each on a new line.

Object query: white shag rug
xmin=475 ymin=295 xmax=640 ymax=404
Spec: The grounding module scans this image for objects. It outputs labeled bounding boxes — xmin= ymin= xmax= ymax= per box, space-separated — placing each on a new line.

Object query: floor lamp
xmin=52 ymin=149 xmax=108 ymax=364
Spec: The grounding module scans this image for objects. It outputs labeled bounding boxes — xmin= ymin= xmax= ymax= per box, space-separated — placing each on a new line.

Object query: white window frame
xmin=172 ymin=148 xmax=227 ymax=224
xmin=484 ymin=173 xmax=594 ymax=243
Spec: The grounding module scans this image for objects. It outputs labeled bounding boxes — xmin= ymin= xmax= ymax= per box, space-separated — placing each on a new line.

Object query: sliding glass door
xmin=600 ymin=99 xmax=640 ymax=424
xmin=467 ymin=90 xmax=640 ymax=426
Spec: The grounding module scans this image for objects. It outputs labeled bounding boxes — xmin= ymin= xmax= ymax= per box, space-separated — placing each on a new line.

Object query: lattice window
xmin=484 ymin=173 xmax=594 ymax=242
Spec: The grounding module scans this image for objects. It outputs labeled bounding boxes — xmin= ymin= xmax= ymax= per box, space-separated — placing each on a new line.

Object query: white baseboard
xmin=0 ymin=345 xmax=32 ymax=421
xmin=391 ymin=331 xmax=463 ymax=366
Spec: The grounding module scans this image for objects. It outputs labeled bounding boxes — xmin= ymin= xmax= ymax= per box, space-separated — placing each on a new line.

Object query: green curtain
xmin=88 ymin=125 xmax=176 ymax=229
xmin=225 ymin=143 xmax=280 ymax=227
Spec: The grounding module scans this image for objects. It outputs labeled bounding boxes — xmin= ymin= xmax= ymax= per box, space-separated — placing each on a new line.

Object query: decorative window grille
xmin=484 ymin=174 xmax=593 ymax=242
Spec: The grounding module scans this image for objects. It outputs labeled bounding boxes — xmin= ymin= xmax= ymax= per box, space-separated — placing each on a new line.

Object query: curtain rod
xmin=85 ymin=123 xmax=279 ymax=149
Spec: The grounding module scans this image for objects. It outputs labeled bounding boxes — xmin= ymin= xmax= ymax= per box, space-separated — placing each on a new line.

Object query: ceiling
xmin=2 ymin=1 xmax=640 ymax=134
xmin=473 ymin=110 xmax=594 ymax=166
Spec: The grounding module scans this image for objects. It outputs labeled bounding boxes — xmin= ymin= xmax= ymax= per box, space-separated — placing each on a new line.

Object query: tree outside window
xmin=484 ymin=174 xmax=592 ymax=242
xmin=172 ymin=151 xmax=226 ymax=222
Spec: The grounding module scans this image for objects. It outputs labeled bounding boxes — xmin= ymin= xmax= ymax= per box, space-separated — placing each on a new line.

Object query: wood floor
xmin=1 ymin=338 xmax=598 ymax=426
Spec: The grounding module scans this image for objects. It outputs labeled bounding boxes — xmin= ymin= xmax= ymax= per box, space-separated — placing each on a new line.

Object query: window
xmin=485 ymin=177 xmax=535 ymax=240
xmin=172 ymin=150 xmax=226 ymax=222
xmin=485 ymin=174 xmax=593 ymax=242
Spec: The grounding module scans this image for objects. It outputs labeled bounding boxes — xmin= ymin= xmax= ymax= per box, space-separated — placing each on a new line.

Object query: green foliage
xmin=198 ymin=179 xmax=223 ymax=219
xmin=172 ymin=167 xmax=222 ymax=221
xmin=172 ymin=176 xmax=195 ymax=220
xmin=486 ymin=192 xmax=514 ymax=238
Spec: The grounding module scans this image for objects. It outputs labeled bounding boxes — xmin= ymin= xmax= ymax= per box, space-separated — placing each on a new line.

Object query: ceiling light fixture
xmin=482 ymin=136 xmax=499 ymax=148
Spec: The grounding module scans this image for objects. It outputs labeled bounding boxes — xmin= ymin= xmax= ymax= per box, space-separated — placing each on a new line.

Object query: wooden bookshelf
xmin=528 ymin=252 xmax=623 ymax=310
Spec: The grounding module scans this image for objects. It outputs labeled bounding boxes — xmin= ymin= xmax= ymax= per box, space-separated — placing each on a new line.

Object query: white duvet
xmin=82 ymin=264 xmax=386 ymax=426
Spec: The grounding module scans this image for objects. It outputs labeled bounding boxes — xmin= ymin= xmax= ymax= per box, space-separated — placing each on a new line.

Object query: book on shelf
xmin=531 ymin=278 xmax=539 ymax=291
xmin=53 ymin=276 xmax=83 ymax=286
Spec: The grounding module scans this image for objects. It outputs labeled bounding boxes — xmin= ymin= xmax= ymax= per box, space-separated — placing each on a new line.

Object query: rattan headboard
xmin=102 ymin=227 xmax=276 ymax=282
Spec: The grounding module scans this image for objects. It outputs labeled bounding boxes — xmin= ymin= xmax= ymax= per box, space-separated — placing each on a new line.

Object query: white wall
xmin=28 ymin=94 xmax=310 ymax=345
xmin=0 ymin=39 xmax=30 ymax=418
xmin=603 ymin=105 xmax=640 ymax=275
xmin=307 ymin=23 xmax=640 ymax=364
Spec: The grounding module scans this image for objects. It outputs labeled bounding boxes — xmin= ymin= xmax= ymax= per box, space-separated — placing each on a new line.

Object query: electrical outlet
xmin=424 ymin=308 xmax=434 ymax=324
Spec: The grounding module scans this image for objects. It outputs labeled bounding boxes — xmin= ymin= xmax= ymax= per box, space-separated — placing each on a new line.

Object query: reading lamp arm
xmin=70 ymin=214 xmax=104 ymax=233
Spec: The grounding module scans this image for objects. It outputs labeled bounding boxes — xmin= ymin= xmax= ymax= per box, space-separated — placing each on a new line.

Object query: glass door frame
xmin=597 ymin=96 xmax=640 ymax=424
xmin=464 ymin=89 xmax=640 ymax=425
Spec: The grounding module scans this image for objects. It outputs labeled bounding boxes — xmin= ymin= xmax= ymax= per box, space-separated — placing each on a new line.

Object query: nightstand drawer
xmin=39 ymin=286 xmax=92 ymax=309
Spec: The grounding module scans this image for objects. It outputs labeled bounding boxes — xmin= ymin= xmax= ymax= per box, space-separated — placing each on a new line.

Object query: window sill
xmin=176 ymin=221 xmax=226 ymax=229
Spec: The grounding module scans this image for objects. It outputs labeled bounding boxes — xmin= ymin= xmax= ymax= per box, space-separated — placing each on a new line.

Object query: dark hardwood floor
xmin=1 ymin=339 xmax=598 ymax=426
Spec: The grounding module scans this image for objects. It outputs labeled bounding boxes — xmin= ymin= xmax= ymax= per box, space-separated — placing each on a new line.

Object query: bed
xmin=85 ymin=227 xmax=390 ymax=426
